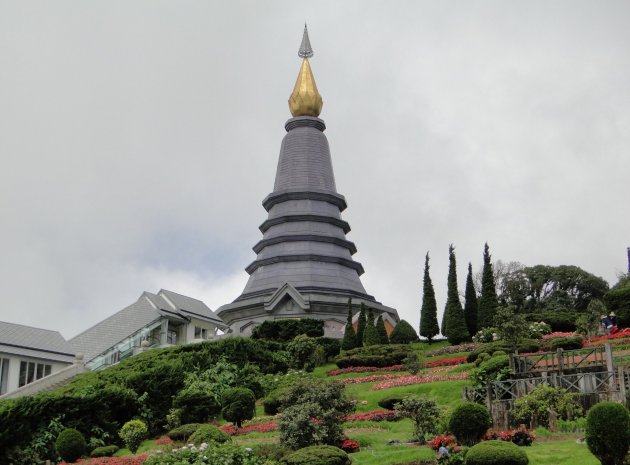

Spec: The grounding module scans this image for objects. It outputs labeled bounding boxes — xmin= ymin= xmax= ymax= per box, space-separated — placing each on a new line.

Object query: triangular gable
xmin=264 ymin=282 xmax=310 ymax=313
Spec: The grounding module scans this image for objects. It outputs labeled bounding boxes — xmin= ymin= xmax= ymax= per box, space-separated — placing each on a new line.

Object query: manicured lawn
xmin=525 ymin=437 xmax=599 ymax=465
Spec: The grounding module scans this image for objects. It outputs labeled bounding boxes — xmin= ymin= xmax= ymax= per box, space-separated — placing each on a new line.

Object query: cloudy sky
xmin=1 ymin=1 xmax=628 ymax=339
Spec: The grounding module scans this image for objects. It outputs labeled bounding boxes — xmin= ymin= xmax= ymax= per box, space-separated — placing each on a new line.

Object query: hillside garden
xmin=4 ymin=314 xmax=630 ymax=465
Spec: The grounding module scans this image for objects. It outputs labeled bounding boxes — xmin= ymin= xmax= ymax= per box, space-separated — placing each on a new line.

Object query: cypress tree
xmin=444 ymin=244 xmax=470 ymax=345
xmin=363 ymin=309 xmax=380 ymax=346
xmin=356 ymin=303 xmax=367 ymax=347
xmin=376 ymin=315 xmax=389 ymax=344
xmin=389 ymin=319 xmax=420 ymax=344
xmin=341 ymin=298 xmax=357 ymax=351
xmin=464 ymin=262 xmax=479 ymax=337
xmin=477 ymin=243 xmax=499 ymax=329
xmin=419 ymin=252 xmax=440 ymax=344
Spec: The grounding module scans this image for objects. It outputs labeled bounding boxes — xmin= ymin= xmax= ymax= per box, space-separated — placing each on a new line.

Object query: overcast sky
xmin=1 ymin=1 xmax=629 ymax=339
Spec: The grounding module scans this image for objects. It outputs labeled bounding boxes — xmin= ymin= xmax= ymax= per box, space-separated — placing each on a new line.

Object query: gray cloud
xmin=1 ymin=1 xmax=628 ymax=338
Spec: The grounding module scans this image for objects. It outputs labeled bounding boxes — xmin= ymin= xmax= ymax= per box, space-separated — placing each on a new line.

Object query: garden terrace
xmin=510 ymin=345 xmax=611 ymax=375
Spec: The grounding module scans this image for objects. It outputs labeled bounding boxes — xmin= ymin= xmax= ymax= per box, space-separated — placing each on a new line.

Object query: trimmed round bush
xmin=173 ymin=386 xmax=221 ymax=423
xmin=448 ymin=402 xmax=492 ymax=446
xmin=282 ymin=445 xmax=351 ymax=465
xmin=167 ymin=423 xmax=201 ymax=441
xmin=264 ymin=387 xmax=289 ymax=415
xmin=119 ymin=419 xmax=147 ymax=454
xmin=388 ymin=320 xmax=420 ymax=344
xmin=465 ymin=441 xmax=528 ymax=465
xmin=586 ymin=402 xmax=630 ymax=465
xmin=90 ymin=445 xmax=119 ymax=457
xmin=377 ymin=395 xmax=407 ymax=410
xmin=221 ymin=387 xmax=256 ymax=427
xmin=188 ymin=424 xmax=231 ymax=446
xmin=55 ymin=428 xmax=87 ymax=463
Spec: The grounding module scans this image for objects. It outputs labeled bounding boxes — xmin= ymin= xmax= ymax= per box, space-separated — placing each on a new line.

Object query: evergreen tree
xmin=376 ymin=315 xmax=389 ymax=344
xmin=419 ymin=252 xmax=440 ymax=344
xmin=444 ymin=244 xmax=470 ymax=345
xmin=356 ymin=303 xmax=367 ymax=347
xmin=341 ymin=298 xmax=357 ymax=351
xmin=363 ymin=308 xmax=380 ymax=346
xmin=477 ymin=243 xmax=499 ymax=329
xmin=389 ymin=320 xmax=420 ymax=344
xmin=464 ymin=262 xmax=479 ymax=337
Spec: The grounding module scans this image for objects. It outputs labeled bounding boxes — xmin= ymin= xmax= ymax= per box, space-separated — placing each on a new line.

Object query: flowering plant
xmin=528 ymin=322 xmax=552 ymax=339
xmin=59 ymin=454 xmax=148 ymax=465
xmin=424 ymin=356 xmax=467 ymax=368
xmin=371 ymin=372 xmax=469 ymax=391
xmin=154 ymin=437 xmax=173 ymax=446
xmin=326 ymin=365 xmax=405 ymax=376
xmin=339 ymin=437 xmax=360 ymax=453
xmin=472 ymin=328 xmax=497 ymax=344
xmin=338 ymin=374 xmax=402 ymax=385
xmin=542 ymin=331 xmax=574 ymax=340
xmin=425 ymin=343 xmax=479 ymax=357
xmin=428 ymin=434 xmax=457 ymax=450
xmin=343 ymin=409 xmax=401 ymax=422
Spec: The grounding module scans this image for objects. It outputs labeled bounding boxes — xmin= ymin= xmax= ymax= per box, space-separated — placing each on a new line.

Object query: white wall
xmin=0 ymin=352 xmax=71 ymax=395
xmin=184 ymin=319 xmax=219 ymax=343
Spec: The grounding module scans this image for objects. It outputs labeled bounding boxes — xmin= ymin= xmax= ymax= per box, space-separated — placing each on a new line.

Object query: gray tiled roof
xmin=69 ymin=289 xmax=226 ymax=363
xmin=0 ymin=321 xmax=76 ymax=363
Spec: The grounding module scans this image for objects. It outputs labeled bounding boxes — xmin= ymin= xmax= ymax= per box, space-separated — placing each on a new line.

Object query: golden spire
xmin=289 ymin=25 xmax=323 ymax=117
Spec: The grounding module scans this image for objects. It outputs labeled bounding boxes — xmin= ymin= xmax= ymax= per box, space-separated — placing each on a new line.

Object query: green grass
xmin=525 ymin=437 xmax=599 ymax=465
xmin=114 ymin=438 xmax=157 ymax=456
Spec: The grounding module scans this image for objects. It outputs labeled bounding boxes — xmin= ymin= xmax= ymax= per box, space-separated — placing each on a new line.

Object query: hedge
xmin=465 ymin=441 xmax=528 ymax=465
xmin=282 ymin=445 xmax=351 ymax=465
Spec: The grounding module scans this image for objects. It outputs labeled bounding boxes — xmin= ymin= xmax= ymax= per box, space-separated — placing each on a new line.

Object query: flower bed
xmin=423 ymin=356 xmax=467 ymax=368
xmin=542 ymin=332 xmax=575 ymax=340
xmin=484 ymin=429 xmax=535 ymax=446
xmin=339 ymin=438 xmax=360 ymax=453
xmin=370 ymin=372 xmax=469 ymax=391
xmin=584 ymin=328 xmax=630 ymax=346
xmin=343 ymin=409 xmax=401 ymax=422
xmin=220 ymin=422 xmax=277 ymax=435
xmin=338 ymin=373 xmax=403 ymax=385
xmin=326 ymin=365 xmax=405 ymax=376
xmin=61 ymin=454 xmax=148 ymax=465
xmin=154 ymin=437 xmax=173 ymax=446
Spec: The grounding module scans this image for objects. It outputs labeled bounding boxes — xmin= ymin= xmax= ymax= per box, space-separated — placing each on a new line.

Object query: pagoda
xmin=217 ymin=26 xmax=399 ymax=337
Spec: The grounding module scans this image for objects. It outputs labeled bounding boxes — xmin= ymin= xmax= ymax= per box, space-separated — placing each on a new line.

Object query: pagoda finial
xmin=298 ymin=23 xmax=313 ymax=58
xmin=289 ymin=24 xmax=323 ymax=117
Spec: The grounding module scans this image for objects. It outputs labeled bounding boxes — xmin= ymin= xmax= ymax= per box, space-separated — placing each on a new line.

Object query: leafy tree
xmin=394 ymin=396 xmax=440 ymax=443
xmin=119 ymin=420 xmax=147 ymax=454
xmin=376 ymin=315 xmax=389 ymax=344
xmin=493 ymin=305 xmax=527 ymax=348
xmin=478 ymin=243 xmax=499 ymax=329
xmin=221 ymin=388 xmax=256 ymax=427
xmin=341 ymin=299 xmax=357 ymax=351
xmin=444 ymin=245 xmax=470 ymax=344
xmin=419 ymin=252 xmax=439 ymax=344
xmin=464 ymin=262 xmax=479 ymax=337
xmin=251 ymin=319 xmax=324 ymax=342
xmin=576 ymin=299 xmax=607 ymax=338
xmin=605 ymin=274 xmax=630 ymax=327
xmin=287 ymin=335 xmax=319 ymax=371
xmin=279 ymin=379 xmax=354 ymax=449
xmin=389 ymin=319 xmax=420 ymax=344
xmin=356 ymin=304 xmax=367 ymax=347
xmin=512 ymin=385 xmax=582 ymax=428
xmin=363 ymin=309 xmax=380 ymax=346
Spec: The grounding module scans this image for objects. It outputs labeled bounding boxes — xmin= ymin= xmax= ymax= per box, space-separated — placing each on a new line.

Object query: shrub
xmin=188 ymin=424 xmax=231 ymax=446
xmin=55 ymin=428 xmax=86 ymax=463
xmin=586 ymin=402 xmax=630 ymax=465
xmin=282 ymin=445 xmax=351 ymax=465
xmin=287 ymin=335 xmax=321 ymax=371
xmin=389 ymin=320 xmax=420 ymax=344
xmin=512 ymin=385 xmax=582 ymax=428
xmin=465 ymin=441 xmax=528 ymax=465
xmin=264 ymin=387 xmax=289 ymax=415
xmin=470 ymin=355 xmax=511 ymax=390
xmin=377 ymin=395 xmax=407 ymax=410
xmin=221 ymin=387 xmax=256 ymax=427
xmin=474 ymin=353 xmax=490 ymax=366
xmin=167 ymin=423 xmax=200 ymax=441
xmin=252 ymin=318 xmax=324 ymax=342
xmin=467 ymin=340 xmax=541 ymax=363
xmin=393 ymin=396 xmax=440 ymax=443
xmin=544 ymin=336 xmax=584 ymax=351
xmin=90 ymin=445 xmax=119 ymax=457
xmin=473 ymin=327 xmax=497 ymax=344
xmin=448 ymin=402 xmax=491 ymax=446
xmin=315 ymin=337 xmax=342 ymax=361
xmin=279 ymin=379 xmax=354 ymax=449
xmin=253 ymin=443 xmax=292 ymax=461
xmin=172 ymin=385 xmax=222 ymax=424
xmin=336 ymin=344 xmax=410 ymax=368
xmin=119 ymin=419 xmax=147 ymax=454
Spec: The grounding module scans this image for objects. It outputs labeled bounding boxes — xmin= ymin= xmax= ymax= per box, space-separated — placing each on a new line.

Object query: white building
xmin=0 ymin=321 xmax=76 ymax=396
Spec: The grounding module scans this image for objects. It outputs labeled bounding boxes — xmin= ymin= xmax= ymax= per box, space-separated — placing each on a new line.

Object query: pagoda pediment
xmin=264 ymin=283 xmax=311 ymax=314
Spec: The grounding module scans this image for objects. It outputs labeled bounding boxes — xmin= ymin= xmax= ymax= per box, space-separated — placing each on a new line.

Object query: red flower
xmin=423 ymin=356 xmax=467 ymax=368
xmin=343 ymin=409 xmax=400 ymax=422
xmin=154 ymin=436 xmax=173 ymax=445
